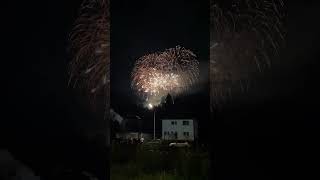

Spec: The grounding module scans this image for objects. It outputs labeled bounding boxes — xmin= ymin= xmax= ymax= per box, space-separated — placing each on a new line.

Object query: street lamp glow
xmin=148 ymin=103 xmax=153 ymax=109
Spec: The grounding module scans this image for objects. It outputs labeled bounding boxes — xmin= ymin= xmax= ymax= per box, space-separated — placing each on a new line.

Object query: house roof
xmin=161 ymin=119 xmax=194 ymax=121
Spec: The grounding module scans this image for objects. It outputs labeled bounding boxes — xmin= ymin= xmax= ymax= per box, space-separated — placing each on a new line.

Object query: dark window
xmin=171 ymin=121 xmax=174 ymax=125
xmin=183 ymin=121 xmax=189 ymax=125
xmin=183 ymin=132 xmax=190 ymax=136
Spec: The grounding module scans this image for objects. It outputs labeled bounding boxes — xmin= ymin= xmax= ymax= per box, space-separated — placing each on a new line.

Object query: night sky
xmin=111 ymin=0 xmax=209 ymax=110
xmin=1 ymin=0 xmax=320 ymax=179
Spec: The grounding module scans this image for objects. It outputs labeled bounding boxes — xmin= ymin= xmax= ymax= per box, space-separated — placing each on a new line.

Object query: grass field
xmin=111 ymin=141 xmax=209 ymax=180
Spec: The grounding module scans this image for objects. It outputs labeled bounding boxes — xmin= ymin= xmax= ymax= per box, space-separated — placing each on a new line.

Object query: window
xmin=183 ymin=132 xmax=189 ymax=136
xmin=183 ymin=121 xmax=189 ymax=125
xmin=171 ymin=121 xmax=177 ymax=125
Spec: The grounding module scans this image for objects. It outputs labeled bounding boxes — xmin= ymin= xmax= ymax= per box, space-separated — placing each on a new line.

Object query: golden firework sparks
xmin=132 ymin=46 xmax=199 ymax=107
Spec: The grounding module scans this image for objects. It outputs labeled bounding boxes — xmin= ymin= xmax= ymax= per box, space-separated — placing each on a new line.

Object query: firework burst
xmin=131 ymin=46 xmax=199 ymax=107
xmin=69 ymin=0 xmax=110 ymax=112
xmin=210 ymin=0 xmax=286 ymax=108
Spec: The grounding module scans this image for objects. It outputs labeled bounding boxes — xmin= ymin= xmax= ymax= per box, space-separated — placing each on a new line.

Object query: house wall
xmin=162 ymin=119 xmax=194 ymax=141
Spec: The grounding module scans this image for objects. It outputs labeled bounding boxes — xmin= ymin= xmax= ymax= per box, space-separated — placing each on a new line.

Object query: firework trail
xmin=69 ymin=0 xmax=110 ymax=112
xmin=131 ymin=46 xmax=200 ymax=108
xmin=210 ymin=0 xmax=286 ymax=108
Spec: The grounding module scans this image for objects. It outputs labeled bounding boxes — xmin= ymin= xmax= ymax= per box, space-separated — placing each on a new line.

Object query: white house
xmin=161 ymin=119 xmax=196 ymax=141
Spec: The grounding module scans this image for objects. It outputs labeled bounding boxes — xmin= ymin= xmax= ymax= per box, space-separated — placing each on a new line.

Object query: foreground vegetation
xmin=111 ymin=141 xmax=209 ymax=180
